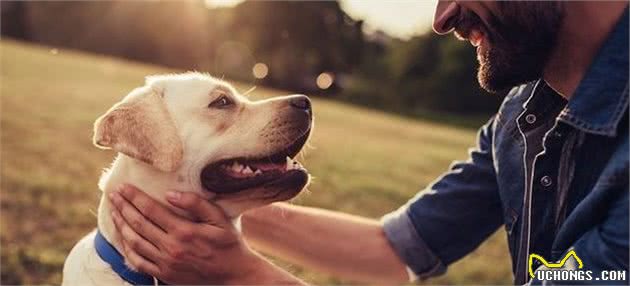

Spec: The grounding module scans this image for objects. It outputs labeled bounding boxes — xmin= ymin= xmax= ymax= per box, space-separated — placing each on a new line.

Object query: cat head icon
xmin=528 ymin=250 xmax=584 ymax=278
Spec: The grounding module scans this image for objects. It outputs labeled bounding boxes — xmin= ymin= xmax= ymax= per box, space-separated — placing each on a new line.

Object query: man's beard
xmin=455 ymin=3 xmax=564 ymax=93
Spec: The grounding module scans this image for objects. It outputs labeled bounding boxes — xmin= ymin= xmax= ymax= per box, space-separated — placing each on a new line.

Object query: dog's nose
xmin=289 ymin=95 xmax=311 ymax=111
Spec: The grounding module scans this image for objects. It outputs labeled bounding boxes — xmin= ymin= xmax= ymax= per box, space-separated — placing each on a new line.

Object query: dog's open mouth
xmin=200 ymin=131 xmax=310 ymax=194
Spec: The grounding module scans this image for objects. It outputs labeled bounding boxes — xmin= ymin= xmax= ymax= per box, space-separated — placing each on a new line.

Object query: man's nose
xmin=433 ymin=1 xmax=460 ymax=35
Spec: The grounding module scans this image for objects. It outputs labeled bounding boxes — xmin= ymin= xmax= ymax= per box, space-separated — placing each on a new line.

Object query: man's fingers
xmin=110 ymin=191 xmax=167 ymax=243
xmin=111 ymin=209 xmax=163 ymax=262
xmin=166 ymin=191 xmax=229 ymax=226
xmin=114 ymin=184 xmax=183 ymax=232
xmin=122 ymin=242 xmax=161 ymax=278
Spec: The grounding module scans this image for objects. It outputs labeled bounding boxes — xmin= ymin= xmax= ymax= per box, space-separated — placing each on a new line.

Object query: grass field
xmin=0 ymin=39 xmax=512 ymax=285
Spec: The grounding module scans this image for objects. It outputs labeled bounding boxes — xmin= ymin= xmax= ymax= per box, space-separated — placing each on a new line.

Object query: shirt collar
xmin=557 ymin=8 xmax=629 ymax=137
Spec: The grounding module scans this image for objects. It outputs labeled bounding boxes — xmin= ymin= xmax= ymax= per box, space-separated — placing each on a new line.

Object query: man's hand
xmin=108 ymin=185 xmax=303 ymax=285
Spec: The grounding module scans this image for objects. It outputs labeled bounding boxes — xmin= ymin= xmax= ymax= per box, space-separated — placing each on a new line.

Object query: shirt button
xmin=540 ymin=176 xmax=553 ymax=187
xmin=525 ymin=114 xmax=537 ymax=124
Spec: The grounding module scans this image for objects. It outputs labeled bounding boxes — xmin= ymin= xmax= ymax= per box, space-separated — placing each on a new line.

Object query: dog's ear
xmin=93 ymin=87 xmax=183 ymax=172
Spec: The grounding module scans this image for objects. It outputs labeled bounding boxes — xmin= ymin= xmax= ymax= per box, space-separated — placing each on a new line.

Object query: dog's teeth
xmin=254 ymin=169 xmax=262 ymax=175
xmin=231 ymin=162 xmax=244 ymax=172
xmin=243 ymin=166 xmax=253 ymax=174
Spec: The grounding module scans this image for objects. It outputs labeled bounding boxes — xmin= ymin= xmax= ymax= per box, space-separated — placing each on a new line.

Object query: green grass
xmin=0 ymin=39 xmax=512 ymax=285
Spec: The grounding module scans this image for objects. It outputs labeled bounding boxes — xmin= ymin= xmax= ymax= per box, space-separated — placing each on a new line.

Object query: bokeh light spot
xmin=316 ymin=72 xmax=334 ymax=90
xmin=252 ymin=63 xmax=269 ymax=79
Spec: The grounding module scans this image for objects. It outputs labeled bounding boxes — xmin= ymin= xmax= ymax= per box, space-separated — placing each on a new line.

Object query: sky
xmin=204 ymin=0 xmax=438 ymax=39
xmin=339 ymin=0 xmax=438 ymax=39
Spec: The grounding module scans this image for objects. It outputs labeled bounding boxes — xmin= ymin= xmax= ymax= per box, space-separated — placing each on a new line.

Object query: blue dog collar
xmin=94 ymin=230 xmax=166 ymax=285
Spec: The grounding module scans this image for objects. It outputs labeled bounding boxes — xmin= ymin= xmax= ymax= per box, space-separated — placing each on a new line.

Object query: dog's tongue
xmin=433 ymin=2 xmax=460 ymax=35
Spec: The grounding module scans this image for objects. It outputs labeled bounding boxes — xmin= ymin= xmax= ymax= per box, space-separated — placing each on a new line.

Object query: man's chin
xmin=477 ymin=57 xmax=510 ymax=93
xmin=478 ymin=70 xmax=520 ymax=94
xmin=477 ymin=51 xmax=542 ymax=93
xmin=478 ymin=66 xmax=503 ymax=93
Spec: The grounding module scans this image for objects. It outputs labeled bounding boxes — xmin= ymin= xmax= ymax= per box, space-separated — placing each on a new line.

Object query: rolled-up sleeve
xmin=382 ymin=117 xmax=504 ymax=280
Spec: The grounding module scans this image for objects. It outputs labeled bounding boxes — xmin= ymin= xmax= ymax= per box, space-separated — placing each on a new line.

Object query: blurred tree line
xmin=1 ymin=0 xmax=501 ymax=115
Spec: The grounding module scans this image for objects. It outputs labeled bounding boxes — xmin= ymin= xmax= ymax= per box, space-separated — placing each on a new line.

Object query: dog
xmin=62 ymin=73 xmax=313 ymax=285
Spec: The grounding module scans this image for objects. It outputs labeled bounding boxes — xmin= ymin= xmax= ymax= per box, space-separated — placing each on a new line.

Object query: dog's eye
xmin=208 ymin=95 xmax=233 ymax=109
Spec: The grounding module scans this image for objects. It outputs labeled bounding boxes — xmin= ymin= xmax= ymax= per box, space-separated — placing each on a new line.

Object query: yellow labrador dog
xmin=62 ymin=73 xmax=312 ymax=285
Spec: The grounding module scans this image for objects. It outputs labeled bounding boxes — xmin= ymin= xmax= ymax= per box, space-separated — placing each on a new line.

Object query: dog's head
xmin=94 ymin=73 xmax=312 ymax=216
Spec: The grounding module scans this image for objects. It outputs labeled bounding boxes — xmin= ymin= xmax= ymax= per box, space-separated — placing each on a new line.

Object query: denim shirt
xmin=382 ymin=10 xmax=629 ymax=285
